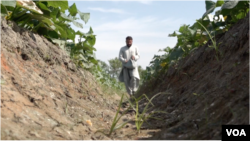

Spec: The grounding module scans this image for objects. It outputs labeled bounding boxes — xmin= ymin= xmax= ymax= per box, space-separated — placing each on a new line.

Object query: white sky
xmin=68 ymin=0 xmax=216 ymax=69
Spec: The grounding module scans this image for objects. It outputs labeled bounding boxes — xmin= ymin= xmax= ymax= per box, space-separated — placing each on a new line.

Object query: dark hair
xmin=126 ymin=36 xmax=133 ymax=40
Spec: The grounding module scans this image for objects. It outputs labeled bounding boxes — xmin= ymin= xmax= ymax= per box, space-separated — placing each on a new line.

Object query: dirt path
xmin=0 ymin=16 xmax=158 ymax=140
xmin=1 ymin=12 xmax=249 ymax=140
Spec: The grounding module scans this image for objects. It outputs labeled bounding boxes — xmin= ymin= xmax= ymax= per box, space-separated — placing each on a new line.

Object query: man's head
xmin=126 ymin=36 xmax=133 ymax=47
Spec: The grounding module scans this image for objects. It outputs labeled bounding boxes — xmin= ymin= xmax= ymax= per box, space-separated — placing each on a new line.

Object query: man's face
xmin=126 ymin=39 xmax=133 ymax=47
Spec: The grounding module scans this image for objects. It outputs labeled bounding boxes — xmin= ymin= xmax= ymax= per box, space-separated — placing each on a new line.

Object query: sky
xmin=67 ymin=0 xmax=213 ymax=69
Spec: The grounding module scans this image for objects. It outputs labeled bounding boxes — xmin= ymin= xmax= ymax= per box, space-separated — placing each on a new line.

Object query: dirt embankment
xmin=0 ymin=16 xmax=165 ymax=140
xmin=0 ymin=17 xmax=127 ymax=140
xmin=1 ymin=12 xmax=249 ymax=140
xmin=136 ymin=13 xmax=249 ymax=140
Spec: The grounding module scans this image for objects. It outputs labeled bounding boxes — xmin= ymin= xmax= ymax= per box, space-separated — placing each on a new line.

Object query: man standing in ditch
xmin=118 ymin=36 xmax=140 ymax=96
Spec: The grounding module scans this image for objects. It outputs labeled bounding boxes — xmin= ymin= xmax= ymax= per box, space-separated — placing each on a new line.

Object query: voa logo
xmin=207 ymin=14 xmax=225 ymax=22
xmin=226 ymin=129 xmax=246 ymax=136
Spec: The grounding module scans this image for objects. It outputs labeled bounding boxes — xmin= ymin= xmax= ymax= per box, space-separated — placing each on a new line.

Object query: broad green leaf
xmin=37 ymin=2 xmax=51 ymax=12
xmin=0 ymin=0 xmax=16 ymax=7
xmin=192 ymin=19 xmax=210 ymax=30
xmin=236 ymin=1 xmax=250 ymax=9
xmin=69 ymin=3 xmax=77 ymax=16
xmin=45 ymin=0 xmax=68 ymax=12
xmin=89 ymin=58 xmax=98 ymax=64
xmin=50 ymin=25 xmax=56 ymax=30
xmin=76 ymin=30 xmax=85 ymax=36
xmin=85 ymin=27 xmax=95 ymax=36
xmin=216 ymin=0 xmax=224 ymax=7
xmin=78 ymin=10 xmax=90 ymax=24
xmin=221 ymin=0 xmax=240 ymax=9
xmin=205 ymin=0 xmax=216 ymax=13
xmin=88 ymin=27 xmax=94 ymax=34
xmin=82 ymin=62 xmax=94 ymax=69
xmin=50 ymin=7 xmax=60 ymax=20
xmin=82 ymin=40 xmax=96 ymax=51
xmin=79 ymin=54 xmax=88 ymax=62
xmin=48 ymin=30 xmax=59 ymax=38
xmin=66 ymin=42 xmax=75 ymax=48
xmin=28 ymin=13 xmax=54 ymax=26
xmin=221 ymin=0 xmax=239 ymax=9
xmin=76 ymin=27 xmax=94 ymax=37
xmin=84 ymin=35 xmax=96 ymax=47
xmin=168 ymin=31 xmax=178 ymax=37
xmin=215 ymin=9 xmax=222 ymax=16
xmin=51 ymin=38 xmax=66 ymax=49
xmin=66 ymin=27 xmax=75 ymax=40
xmin=178 ymin=24 xmax=186 ymax=33
xmin=54 ymin=24 xmax=67 ymax=38
xmin=60 ymin=14 xmax=81 ymax=29
xmin=16 ymin=0 xmax=43 ymax=14
xmin=12 ymin=8 xmax=28 ymax=19
xmin=236 ymin=11 xmax=245 ymax=20
xmin=188 ymin=27 xmax=196 ymax=37
xmin=202 ymin=0 xmax=216 ymax=19
xmin=82 ymin=41 xmax=96 ymax=51
xmin=1 ymin=4 xmax=8 ymax=16
xmin=60 ymin=12 xmax=74 ymax=21
xmin=33 ymin=22 xmax=55 ymax=31
xmin=169 ymin=47 xmax=184 ymax=61
xmin=73 ymin=21 xmax=83 ymax=28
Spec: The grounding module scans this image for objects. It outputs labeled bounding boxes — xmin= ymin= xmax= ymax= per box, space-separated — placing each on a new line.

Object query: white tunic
xmin=118 ymin=44 xmax=140 ymax=80
xmin=118 ymin=44 xmax=140 ymax=95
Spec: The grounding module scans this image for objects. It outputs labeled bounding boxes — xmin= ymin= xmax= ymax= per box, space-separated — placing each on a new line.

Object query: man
xmin=118 ymin=36 xmax=140 ymax=96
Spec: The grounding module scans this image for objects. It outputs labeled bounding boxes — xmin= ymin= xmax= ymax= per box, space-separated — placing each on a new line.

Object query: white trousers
xmin=123 ymin=68 xmax=139 ymax=95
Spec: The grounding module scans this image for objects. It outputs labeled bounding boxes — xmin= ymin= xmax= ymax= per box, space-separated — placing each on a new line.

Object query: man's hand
xmin=131 ymin=55 xmax=135 ymax=60
xmin=125 ymin=59 xmax=129 ymax=63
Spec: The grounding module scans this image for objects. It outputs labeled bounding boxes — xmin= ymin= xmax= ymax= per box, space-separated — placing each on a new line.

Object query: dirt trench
xmin=0 ymin=16 xmax=122 ymax=140
xmin=136 ymin=13 xmax=249 ymax=140
xmin=0 ymin=16 xmax=161 ymax=140
xmin=1 ymin=12 xmax=249 ymax=140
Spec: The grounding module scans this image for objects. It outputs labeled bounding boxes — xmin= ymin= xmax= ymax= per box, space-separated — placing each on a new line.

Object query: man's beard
xmin=127 ymin=44 xmax=132 ymax=47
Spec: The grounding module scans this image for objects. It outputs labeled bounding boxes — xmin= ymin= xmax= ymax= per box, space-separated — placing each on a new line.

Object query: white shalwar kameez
xmin=118 ymin=44 xmax=140 ymax=95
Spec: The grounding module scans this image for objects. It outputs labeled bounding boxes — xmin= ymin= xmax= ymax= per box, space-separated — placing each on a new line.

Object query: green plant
xmin=96 ymin=93 xmax=131 ymax=137
xmin=66 ymin=27 xmax=97 ymax=69
xmin=141 ymin=0 xmax=249 ymax=85
xmin=126 ymin=93 xmax=167 ymax=133
xmin=196 ymin=20 xmax=220 ymax=61
xmin=93 ymin=59 xmax=125 ymax=92
xmin=1 ymin=0 xmax=99 ymax=68
xmin=1 ymin=0 xmax=80 ymax=40
xmin=1 ymin=1 xmax=127 ymax=93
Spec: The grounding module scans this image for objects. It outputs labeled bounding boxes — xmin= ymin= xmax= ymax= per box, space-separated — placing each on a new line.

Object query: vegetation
xmin=125 ymin=93 xmax=167 ymax=133
xmin=96 ymin=57 xmax=145 ymax=92
xmin=1 ymin=0 xmax=89 ymax=42
xmin=0 ymin=0 xmax=124 ymax=91
xmin=196 ymin=20 xmax=221 ymax=61
xmin=108 ymin=57 xmax=122 ymax=79
xmin=96 ymin=92 xmax=167 ymax=136
xmin=96 ymin=93 xmax=131 ymax=137
xmin=95 ymin=59 xmax=125 ymax=92
xmin=141 ymin=0 xmax=249 ymax=83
